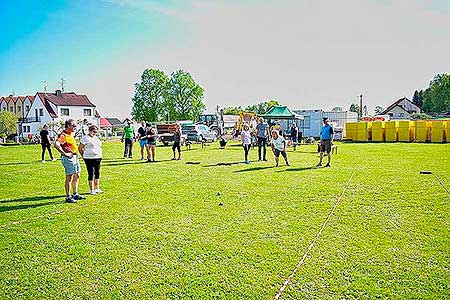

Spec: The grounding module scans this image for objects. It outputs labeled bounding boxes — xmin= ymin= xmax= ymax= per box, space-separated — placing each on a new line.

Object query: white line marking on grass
xmin=433 ymin=173 xmax=450 ymax=195
xmin=273 ymin=171 xmax=355 ymax=300
xmin=0 ymin=192 xmax=137 ymax=230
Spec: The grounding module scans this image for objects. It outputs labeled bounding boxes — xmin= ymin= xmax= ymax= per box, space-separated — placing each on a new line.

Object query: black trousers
xmin=243 ymin=144 xmax=251 ymax=161
xmin=124 ymin=138 xmax=133 ymax=158
xmin=257 ymin=137 xmax=267 ymax=160
xmin=41 ymin=143 xmax=53 ymax=160
xmin=84 ymin=158 xmax=102 ymax=181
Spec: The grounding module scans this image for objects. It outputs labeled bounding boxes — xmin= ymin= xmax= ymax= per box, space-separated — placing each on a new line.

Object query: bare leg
xmin=151 ymin=146 xmax=156 ymax=161
xmin=94 ymin=179 xmax=100 ymax=190
xmin=71 ymin=173 xmax=80 ymax=194
xmin=146 ymin=145 xmax=151 ymax=160
xmin=65 ymin=175 xmax=73 ymax=196
xmin=88 ymin=180 xmax=94 ymax=191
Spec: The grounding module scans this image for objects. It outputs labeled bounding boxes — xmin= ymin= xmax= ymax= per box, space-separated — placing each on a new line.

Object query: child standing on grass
xmin=270 ymin=130 xmax=289 ymax=167
xmin=241 ymin=124 xmax=251 ymax=164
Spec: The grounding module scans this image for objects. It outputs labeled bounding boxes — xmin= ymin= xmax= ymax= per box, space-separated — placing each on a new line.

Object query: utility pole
xmin=359 ymin=94 xmax=363 ymax=120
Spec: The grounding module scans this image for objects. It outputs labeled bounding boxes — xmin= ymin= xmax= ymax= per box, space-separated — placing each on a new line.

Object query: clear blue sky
xmin=1 ymin=0 xmax=450 ymax=118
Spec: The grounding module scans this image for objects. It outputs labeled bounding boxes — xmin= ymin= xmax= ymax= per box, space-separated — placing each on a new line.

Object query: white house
xmin=20 ymin=90 xmax=100 ymax=138
xmin=0 ymin=97 xmax=7 ymax=111
xmin=381 ymin=97 xmax=421 ymax=120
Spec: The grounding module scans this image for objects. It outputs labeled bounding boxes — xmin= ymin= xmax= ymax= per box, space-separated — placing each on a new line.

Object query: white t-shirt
xmin=80 ymin=134 xmax=103 ymax=159
xmin=241 ymin=130 xmax=251 ymax=145
xmin=271 ymin=136 xmax=285 ymax=151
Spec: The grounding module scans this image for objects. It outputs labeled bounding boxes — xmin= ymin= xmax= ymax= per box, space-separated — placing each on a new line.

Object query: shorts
xmin=61 ymin=154 xmax=81 ymax=175
xmin=148 ymin=141 xmax=156 ymax=146
xmin=140 ymin=140 xmax=148 ymax=147
xmin=319 ymin=140 xmax=332 ymax=153
xmin=273 ymin=148 xmax=286 ymax=157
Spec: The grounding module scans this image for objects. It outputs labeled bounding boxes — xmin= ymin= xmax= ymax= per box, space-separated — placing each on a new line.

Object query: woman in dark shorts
xmin=146 ymin=126 xmax=157 ymax=162
xmin=270 ymin=130 xmax=290 ymax=167
xmin=172 ymin=123 xmax=182 ymax=160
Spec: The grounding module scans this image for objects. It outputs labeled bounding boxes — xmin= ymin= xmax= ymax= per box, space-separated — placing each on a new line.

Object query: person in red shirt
xmin=54 ymin=119 xmax=86 ymax=203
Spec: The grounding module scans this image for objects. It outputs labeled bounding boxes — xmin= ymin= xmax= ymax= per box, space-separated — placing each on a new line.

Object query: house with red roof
xmin=0 ymin=95 xmax=34 ymax=118
xmin=20 ymin=90 xmax=100 ymax=138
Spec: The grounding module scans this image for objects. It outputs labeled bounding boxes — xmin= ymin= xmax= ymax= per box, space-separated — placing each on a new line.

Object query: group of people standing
xmin=240 ymin=117 xmax=334 ymax=167
xmin=122 ymin=121 xmax=182 ymax=162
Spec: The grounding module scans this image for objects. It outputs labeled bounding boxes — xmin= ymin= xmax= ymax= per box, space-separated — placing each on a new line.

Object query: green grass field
xmin=0 ymin=141 xmax=449 ymax=299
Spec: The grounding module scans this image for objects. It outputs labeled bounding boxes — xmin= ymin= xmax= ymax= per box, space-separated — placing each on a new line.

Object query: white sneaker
xmin=42 ymin=160 xmax=46 ymax=163
xmin=89 ymin=190 xmax=97 ymax=195
xmin=52 ymin=158 xmax=57 ymax=161
xmin=95 ymin=189 xmax=104 ymax=194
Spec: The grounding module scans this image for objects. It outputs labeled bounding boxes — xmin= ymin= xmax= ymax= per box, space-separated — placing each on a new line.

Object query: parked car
xmin=182 ymin=124 xmax=217 ymax=142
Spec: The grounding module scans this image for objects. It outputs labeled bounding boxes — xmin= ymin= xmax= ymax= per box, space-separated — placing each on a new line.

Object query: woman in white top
xmin=270 ymin=129 xmax=290 ymax=167
xmin=241 ymin=124 xmax=252 ymax=164
xmin=79 ymin=125 xmax=103 ymax=194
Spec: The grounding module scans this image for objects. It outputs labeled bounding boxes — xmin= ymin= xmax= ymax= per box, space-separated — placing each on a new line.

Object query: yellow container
xmin=398 ymin=121 xmax=415 ymax=142
xmin=345 ymin=122 xmax=358 ymax=140
xmin=415 ymin=121 xmax=431 ymax=142
xmin=355 ymin=122 xmax=372 ymax=142
xmin=371 ymin=121 xmax=385 ymax=142
xmin=385 ymin=121 xmax=398 ymax=142
xmin=431 ymin=121 xmax=448 ymax=143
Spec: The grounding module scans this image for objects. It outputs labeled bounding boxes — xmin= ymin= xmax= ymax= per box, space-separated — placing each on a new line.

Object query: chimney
xmin=55 ymin=90 xmax=62 ymax=97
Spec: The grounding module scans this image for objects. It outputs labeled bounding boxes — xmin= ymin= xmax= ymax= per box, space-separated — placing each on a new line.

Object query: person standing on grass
xmin=40 ymin=124 xmax=55 ymax=162
xmin=256 ymin=118 xmax=269 ymax=161
xmin=270 ymin=129 xmax=290 ymax=167
xmin=79 ymin=125 xmax=103 ymax=195
xmin=146 ymin=126 xmax=157 ymax=162
xmin=54 ymin=119 xmax=86 ymax=203
xmin=290 ymin=123 xmax=298 ymax=151
xmin=241 ymin=124 xmax=251 ymax=164
xmin=121 ymin=121 xmax=135 ymax=159
xmin=137 ymin=121 xmax=147 ymax=160
xmin=317 ymin=117 xmax=334 ymax=168
xmin=172 ymin=123 xmax=182 ymax=160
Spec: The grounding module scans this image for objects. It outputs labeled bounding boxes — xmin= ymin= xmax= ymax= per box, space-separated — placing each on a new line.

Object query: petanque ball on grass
xmin=219 ymin=202 xmax=224 ymax=206
xmin=217 ymin=192 xmax=221 ymax=196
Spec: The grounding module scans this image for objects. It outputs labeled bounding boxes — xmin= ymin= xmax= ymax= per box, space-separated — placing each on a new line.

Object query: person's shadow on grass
xmin=234 ymin=166 xmax=275 ymax=173
xmin=0 ymin=195 xmax=63 ymax=213
xmin=277 ymin=166 xmax=317 ymax=172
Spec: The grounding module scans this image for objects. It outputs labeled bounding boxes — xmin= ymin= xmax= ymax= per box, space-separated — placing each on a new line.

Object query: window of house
xmin=25 ymin=105 xmax=30 ymax=112
xmin=9 ymin=106 xmax=14 ymax=112
xmin=39 ymin=108 xmax=44 ymax=116
xmin=18 ymin=106 xmax=21 ymax=112
xmin=398 ymin=113 xmax=404 ymax=118
xmin=60 ymin=108 xmax=69 ymax=116
xmin=83 ymin=108 xmax=92 ymax=116
xmin=388 ymin=113 xmax=393 ymax=117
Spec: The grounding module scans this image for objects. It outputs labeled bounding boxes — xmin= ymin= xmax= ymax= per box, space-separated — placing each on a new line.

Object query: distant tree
xmin=422 ymin=73 xmax=450 ymax=113
xmin=223 ymin=106 xmax=242 ymax=115
xmin=412 ymin=90 xmax=423 ymax=108
xmin=132 ymin=69 xmax=169 ymax=122
xmin=331 ymin=106 xmax=342 ymax=112
xmin=167 ymin=70 xmax=205 ymax=121
xmin=374 ymin=105 xmax=384 ymax=115
xmin=0 ymin=111 xmax=18 ymax=139
xmin=349 ymin=103 xmax=360 ymax=114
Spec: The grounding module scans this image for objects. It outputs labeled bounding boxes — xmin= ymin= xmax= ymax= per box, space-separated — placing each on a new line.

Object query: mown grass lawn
xmin=0 ymin=141 xmax=449 ymax=299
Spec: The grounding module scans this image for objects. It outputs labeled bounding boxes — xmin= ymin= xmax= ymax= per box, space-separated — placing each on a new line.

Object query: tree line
xmin=413 ymin=73 xmax=450 ymax=114
xmin=223 ymin=99 xmax=279 ymax=115
xmin=132 ymin=69 xmax=205 ymax=122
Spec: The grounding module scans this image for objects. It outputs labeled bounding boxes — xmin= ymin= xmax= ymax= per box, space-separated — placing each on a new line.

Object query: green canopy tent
xmin=259 ymin=105 xmax=303 ymax=135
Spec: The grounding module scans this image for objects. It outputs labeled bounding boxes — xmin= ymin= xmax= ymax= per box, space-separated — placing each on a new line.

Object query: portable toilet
xmin=385 ymin=121 xmax=398 ymax=142
xmin=371 ymin=121 xmax=385 ymax=142
xmin=431 ymin=121 xmax=448 ymax=143
xmin=415 ymin=121 xmax=431 ymax=142
xmin=398 ymin=121 xmax=415 ymax=142
xmin=355 ymin=121 xmax=372 ymax=142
